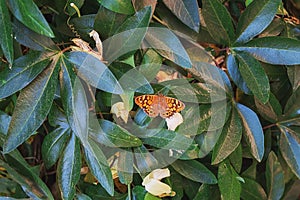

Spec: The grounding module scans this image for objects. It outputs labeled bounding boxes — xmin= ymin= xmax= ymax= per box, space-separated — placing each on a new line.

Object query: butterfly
xmin=135 ymin=94 xmax=185 ymax=118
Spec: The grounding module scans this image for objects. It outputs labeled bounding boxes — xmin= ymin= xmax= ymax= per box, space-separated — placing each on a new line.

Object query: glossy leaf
xmin=266 ymin=151 xmax=284 ymax=200
xmin=57 ymin=133 xmax=81 ymax=200
xmin=89 ymin=119 xmax=142 ymax=147
xmin=235 ymin=51 xmax=270 ymax=103
xmin=202 ymin=0 xmax=235 ymax=45
xmin=104 ymin=6 xmax=151 ymax=62
xmin=226 ymin=54 xmax=251 ymax=94
xmin=0 ymin=111 xmax=11 ymax=135
xmin=233 ymin=37 xmax=300 ymax=65
xmin=134 ymin=145 xmax=158 ymax=173
xmin=0 ymin=51 xmax=51 ymax=99
xmin=212 ymin=107 xmax=242 ymax=165
xmin=139 ymin=49 xmax=163 ymax=81
xmin=279 ymin=127 xmax=300 ymax=178
xmin=229 ymin=144 xmax=243 ymax=173
xmin=287 ymin=65 xmax=300 ymax=91
xmin=84 ymin=139 xmax=114 ymax=195
xmin=7 ymin=0 xmax=54 ymax=37
xmin=3 ymin=150 xmax=54 ymax=199
xmin=235 ymin=0 xmax=281 ymax=43
xmin=117 ymin=150 xmax=133 ymax=185
xmin=283 ymin=87 xmax=300 ymax=117
xmin=254 ymin=92 xmax=282 ymax=123
xmin=0 ymin=0 xmax=13 ymax=64
xmin=42 ymin=128 xmax=70 ymax=169
xmin=66 ymin=51 xmax=123 ymax=94
xmin=3 ymin=62 xmax=59 ymax=153
xmin=145 ymin=27 xmax=192 ymax=68
xmin=240 ymin=178 xmax=267 ymax=200
xmin=193 ymin=184 xmax=220 ymax=200
xmin=196 ymin=129 xmax=222 ymax=158
xmin=218 ymin=161 xmax=241 ymax=200
xmin=172 ymin=160 xmax=217 ymax=184
xmin=237 ymin=103 xmax=264 ymax=162
xmin=97 ymin=0 xmax=134 ymax=15
xmin=163 ymin=0 xmax=200 ymax=32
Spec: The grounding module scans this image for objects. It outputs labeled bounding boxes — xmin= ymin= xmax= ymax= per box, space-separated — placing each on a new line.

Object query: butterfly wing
xmin=135 ymin=95 xmax=159 ymax=117
xmin=160 ymin=96 xmax=185 ymax=118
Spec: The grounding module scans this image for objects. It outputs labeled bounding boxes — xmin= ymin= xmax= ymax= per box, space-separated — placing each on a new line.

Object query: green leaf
xmin=235 ymin=0 xmax=281 ymax=43
xmin=145 ymin=27 xmax=192 ymax=68
xmin=279 ymin=126 xmax=300 ymax=178
xmin=144 ymin=193 xmax=161 ymax=200
xmin=235 ymin=51 xmax=270 ymax=103
xmin=117 ymin=149 xmax=133 ymax=184
xmin=2 ymin=150 xmax=54 ymax=199
xmin=42 ymin=128 xmax=70 ymax=169
xmin=193 ymin=184 xmax=220 ymax=200
xmin=84 ymin=139 xmax=114 ymax=195
xmin=240 ymin=178 xmax=267 ymax=200
xmin=3 ymin=62 xmax=59 ymax=153
xmin=94 ymin=5 xmax=127 ymax=39
xmin=266 ymin=151 xmax=284 ymax=200
xmin=89 ymin=119 xmax=142 ymax=147
xmin=104 ymin=6 xmax=151 ymax=62
xmin=139 ymin=49 xmax=163 ymax=82
xmin=229 ymin=144 xmax=243 ymax=173
xmin=134 ymin=145 xmax=158 ymax=173
xmin=162 ymin=0 xmax=200 ymax=32
xmin=232 ymin=37 xmax=300 ymax=65
xmin=0 ymin=51 xmax=51 ymax=99
xmin=57 ymin=133 xmax=81 ymax=200
xmin=254 ymin=92 xmax=282 ymax=123
xmin=132 ymin=186 xmax=147 ymax=200
xmin=226 ymin=54 xmax=251 ymax=94
xmin=66 ymin=51 xmax=123 ymax=94
xmin=97 ymin=0 xmax=134 ymax=15
xmin=212 ymin=107 xmax=242 ymax=165
xmin=0 ymin=0 xmax=13 ymax=64
xmin=12 ymin=20 xmax=56 ymax=51
xmin=218 ymin=161 xmax=241 ymax=200
xmin=7 ymin=0 xmax=54 ymax=37
xmin=196 ymin=129 xmax=222 ymax=158
xmin=0 ymin=111 xmax=11 ymax=135
xmin=283 ymin=87 xmax=300 ymax=117
xmin=202 ymin=0 xmax=235 ymax=45
xmin=236 ymin=103 xmax=264 ymax=162
xmin=171 ymin=160 xmax=217 ymax=184
xmin=287 ymin=65 xmax=300 ymax=91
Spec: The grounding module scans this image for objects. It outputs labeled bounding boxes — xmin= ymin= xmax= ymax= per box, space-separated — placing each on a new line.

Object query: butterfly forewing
xmin=135 ymin=94 xmax=185 ymax=118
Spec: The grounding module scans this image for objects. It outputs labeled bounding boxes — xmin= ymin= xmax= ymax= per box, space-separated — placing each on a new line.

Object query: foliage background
xmin=0 ymin=0 xmax=300 ymax=199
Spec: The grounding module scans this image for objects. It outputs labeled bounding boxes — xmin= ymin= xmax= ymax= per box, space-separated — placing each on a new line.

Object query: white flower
xmin=166 ymin=113 xmax=184 ymax=131
xmin=142 ymin=168 xmax=175 ymax=197
xmin=111 ymin=102 xmax=129 ymax=123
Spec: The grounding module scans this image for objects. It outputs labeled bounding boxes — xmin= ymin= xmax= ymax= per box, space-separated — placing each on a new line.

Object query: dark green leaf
xmin=144 ymin=193 xmax=161 ymax=200
xmin=71 ymin=14 xmax=95 ymax=36
xmin=0 ymin=51 xmax=51 ymax=99
xmin=0 ymin=111 xmax=11 ymax=135
xmin=132 ymin=186 xmax=147 ymax=200
xmin=134 ymin=145 xmax=158 ymax=173
xmin=235 ymin=0 xmax=281 ymax=43
xmin=84 ymin=139 xmax=114 ymax=195
xmin=163 ymin=0 xmax=200 ymax=32
xmin=42 ymin=128 xmax=70 ymax=169
xmin=76 ymin=193 xmax=93 ymax=200
xmin=202 ymin=0 xmax=235 ymax=45
xmin=172 ymin=160 xmax=217 ymax=184
xmin=283 ymin=87 xmax=300 ymax=117
xmin=145 ymin=27 xmax=192 ymax=68
xmin=196 ymin=129 xmax=222 ymax=158
xmin=229 ymin=144 xmax=243 ymax=173
xmin=240 ymin=178 xmax=267 ymax=200
xmin=94 ymin=5 xmax=127 ymax=39
xmin=104 ymin=6 xmax=151 ymax=62
xmin=7 ymin=0 xmax=54 ymax=37
xmin=117 ymin=149 xmax=133 ymax=184
xmin=212 ymin=107 xmax=242 ymax=164
xmin=232 ymin=37 xmax=300 ymax=65
xmin=287 ymin=65 xmax=300 ymax=91
xmin=57 ymin=133 xmax=81 ymax=200
xmin=279 ymin=127 xmax=300 ymax=178
xmin=193 ymin=184 xmax=220 ymax=200
xmin=0 ymin=0 xmax=13 ymax=64
xmin=266 ymin=151 xmax=284 ymax=200
xmin=97 ymin=0 xmax=134 ymax=15
xmin=89 ymin=119 xmax=142 ymax=147
xmin=218 ymin=161 xmax=241 ymax=200
xmin=3 ymin=62 xmax=59 ymax=153
xmin=66 ymin=51 xmax=123 ymax=94
xmin=237 ymin=103 xmax=264 ymax=162
xmin=2 ymin=150 xmax=54 ymax=199
xmin=139 ymin=49 xmax=163 ymax=82
xmin=226 ymin=54 xmax=251 ymax=94
xmin=235 ymin=51 xmax=270 ymax=103
xmin=254 ymin=92 xmax=282 ymax=123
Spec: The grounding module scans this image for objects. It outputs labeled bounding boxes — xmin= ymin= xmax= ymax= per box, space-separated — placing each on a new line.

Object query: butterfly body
xmin=135 ymin=94 xmax=185 ymax=118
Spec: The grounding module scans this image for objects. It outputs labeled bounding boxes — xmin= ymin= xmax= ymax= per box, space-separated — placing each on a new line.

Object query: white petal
xmin=110 ymin=102 xmax=129 ymax=123
xmin=166 ymin=113 xmax=183 ymax=131
xmin=144 ymin=179 xmax=172 ymax=196
xmin=151 ymin=168 xmax=170 ymax=180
